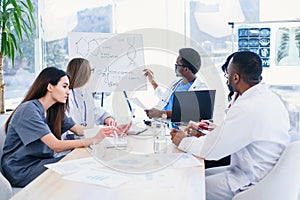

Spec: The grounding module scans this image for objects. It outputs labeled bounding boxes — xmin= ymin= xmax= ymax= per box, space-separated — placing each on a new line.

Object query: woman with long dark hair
xmin=1 ymin=67 xmax=115 ymax=187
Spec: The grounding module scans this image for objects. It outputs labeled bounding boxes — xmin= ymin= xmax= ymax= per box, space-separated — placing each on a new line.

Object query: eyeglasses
xmin=175 ymin=63 xmax=185 ymax=68
xmin=224 ymin=72 xmax=229 ymax=78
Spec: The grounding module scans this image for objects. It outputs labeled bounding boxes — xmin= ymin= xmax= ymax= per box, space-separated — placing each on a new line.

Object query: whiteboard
xmin=68 ymin=32 xmax=146 ymax=92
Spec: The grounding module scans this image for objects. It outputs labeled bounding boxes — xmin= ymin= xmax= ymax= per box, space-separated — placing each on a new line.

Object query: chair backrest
xmin=0 ymin=118 xmax=12 ymax=199
xmin=0 ymin=126 xmax=6 ymax=173
xmin=0 ymin=172 xmax=13 ymax=200
xmin=232 ymin=141 xmax=300 ymax=200
xmin=0 ymin=114 xmax=10 ymax=172
xmin=0 ymin=114 xmax=22 ymax=197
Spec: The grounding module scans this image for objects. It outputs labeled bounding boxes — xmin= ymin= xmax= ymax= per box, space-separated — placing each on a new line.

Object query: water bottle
xmin=153 ymin=122 xmax=167 ymax=154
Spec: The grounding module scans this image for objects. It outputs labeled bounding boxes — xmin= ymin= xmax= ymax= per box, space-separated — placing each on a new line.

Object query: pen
xmin=189 ymin=120 xmax=213 ymax=130
xmin=188 ymin=126 xmax=206 ymax=136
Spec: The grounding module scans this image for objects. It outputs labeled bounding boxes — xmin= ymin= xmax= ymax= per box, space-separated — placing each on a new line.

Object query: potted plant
xmin=0 ymin=0 xmax=35 ymax=113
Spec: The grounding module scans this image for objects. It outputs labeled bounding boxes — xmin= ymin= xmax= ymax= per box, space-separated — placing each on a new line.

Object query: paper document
xmin=126 ymin=170 xmax=179 ymax=189
xmin=127 ymin=122 xmax=147 ymax=135
xmin=170 ymin=153 xmax=204 ymax=168
xmin=45 ymin=157 xmax=103 ymax=175
xmin=129 ymin=97 xmax=147 ymax=110
xmin=63 ymin=168 xmax=130 ymax=188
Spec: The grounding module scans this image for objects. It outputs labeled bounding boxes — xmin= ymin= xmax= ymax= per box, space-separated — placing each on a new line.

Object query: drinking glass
xmin=114 ymin=132 xmax=128 ymax=150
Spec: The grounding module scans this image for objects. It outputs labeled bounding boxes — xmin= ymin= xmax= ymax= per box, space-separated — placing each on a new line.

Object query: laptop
xmin=171 ymin=90 xmax=216 ymax=123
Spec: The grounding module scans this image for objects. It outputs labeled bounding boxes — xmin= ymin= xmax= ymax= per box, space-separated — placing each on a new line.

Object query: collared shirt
xmin=163 ymin=81 xmax=193 ymax=110
xmin=178 ymin=83 xmax=290 ymax=193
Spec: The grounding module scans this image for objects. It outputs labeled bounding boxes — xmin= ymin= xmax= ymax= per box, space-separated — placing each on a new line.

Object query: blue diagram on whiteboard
xmin=68 ymin=32 xmax=146 ymax=92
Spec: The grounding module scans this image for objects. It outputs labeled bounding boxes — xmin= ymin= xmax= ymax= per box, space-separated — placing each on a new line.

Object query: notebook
xmin=171 ymin=90 xmax=216 ymax=123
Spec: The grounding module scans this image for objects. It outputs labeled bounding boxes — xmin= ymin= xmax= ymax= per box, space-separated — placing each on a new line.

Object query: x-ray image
xmin=238 ymin=39 xmax=248 ymax=47
xmin=248 ymin=28 xmax=260 ymax=37
xmin=260 ymin=28 xmax=271 ymax=37
xmin=238 ymin=27 xmax=271 ymax=67
xmin=259 ymin=38 xmax=270 ymax=46
xmin=249 ymin=39 xmax=259 ymax=47
xmin=275 ymin=27 xmax=300 ymax=66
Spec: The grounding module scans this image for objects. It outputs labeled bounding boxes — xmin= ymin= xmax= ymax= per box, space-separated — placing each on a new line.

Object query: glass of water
xmin=152 ymin=121 xmax=168 ymax=154
xmin=114 ymin=132 xmax=127 ymax=150
xmin=151 ymin=120 xmax=165 ymax=136
xmin=153 ymin=135 xmax=167 ymax=154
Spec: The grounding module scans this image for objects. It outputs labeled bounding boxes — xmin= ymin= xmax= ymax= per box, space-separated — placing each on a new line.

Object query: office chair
xmin=232 ymin=141 xmax=300 ymax=200
xmin=0 ymin=125 xmax=6 ymax=173
xmin=0 ymin=172 xmax=13 ymax=200
xmin=0 ymin=125 xmax=13 ymax=199
xmin=0 ymin=124 xmax=22 ymax=197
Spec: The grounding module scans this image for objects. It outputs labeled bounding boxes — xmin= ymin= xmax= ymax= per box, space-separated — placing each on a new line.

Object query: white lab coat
xmin=178 ymin=83 xmax=290 ymax=197
xmin=60 ymin=88 xmax=113 ymax=144
xmin=68 ymin=88 xmax=113 ymax=127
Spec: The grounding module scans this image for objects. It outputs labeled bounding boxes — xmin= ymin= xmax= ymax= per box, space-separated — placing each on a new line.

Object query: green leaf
xmin=13 ymin=13 xmax=23 ymax=39
xmin=0 ymin=0 xmax=36 ymax=66
xmin=1 ymin=32 xmax=7 ymax=56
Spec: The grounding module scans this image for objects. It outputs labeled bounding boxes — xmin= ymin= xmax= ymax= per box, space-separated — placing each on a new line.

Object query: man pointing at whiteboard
xmin=143 ymin=48 xmax=207 ymax=119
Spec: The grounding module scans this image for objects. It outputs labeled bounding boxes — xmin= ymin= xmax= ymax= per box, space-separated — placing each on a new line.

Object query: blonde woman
xmin=67 ymin=58 xmax=115 ymax=128
xmin=65 ymin=58 xmax=130 ymax=140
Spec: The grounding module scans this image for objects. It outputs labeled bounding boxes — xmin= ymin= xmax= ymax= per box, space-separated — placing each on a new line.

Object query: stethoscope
xmin=72 ymin=89 xmax=87 ymax=126
xmin=161 ymin=79 xmax=182 ymax=104
xmin=161 ymin=79 xmax=194 ymax=104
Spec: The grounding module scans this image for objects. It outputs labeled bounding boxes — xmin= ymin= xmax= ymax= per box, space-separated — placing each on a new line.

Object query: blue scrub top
xmin=1 ymin=99 xmax=75 ymax=187
xmin=163 ymin=81 xmax=193 ymax=111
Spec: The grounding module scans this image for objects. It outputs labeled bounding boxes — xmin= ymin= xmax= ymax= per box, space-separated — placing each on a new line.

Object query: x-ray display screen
xmin=238 ymin=27 xmax=271 ymax=67
xmin=275 ymin=27 xmax=300 ymax=66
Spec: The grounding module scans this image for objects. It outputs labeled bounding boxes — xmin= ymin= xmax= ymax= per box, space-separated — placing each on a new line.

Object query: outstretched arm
xmin=143 ymin=68 xmax=158 ymax=89
xmin=40 ymin=126 xmax=118 ymax=152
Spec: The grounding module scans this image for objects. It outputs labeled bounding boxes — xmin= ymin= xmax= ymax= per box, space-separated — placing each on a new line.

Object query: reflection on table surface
xmin=11 ymin=129 xmax=206 ymax=200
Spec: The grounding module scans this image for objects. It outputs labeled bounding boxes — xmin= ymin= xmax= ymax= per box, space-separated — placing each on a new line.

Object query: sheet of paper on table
xmin=63 ymin=168 xmax=130 ymax=188
xmin=45 ymin=157 xmax=104 ymax=175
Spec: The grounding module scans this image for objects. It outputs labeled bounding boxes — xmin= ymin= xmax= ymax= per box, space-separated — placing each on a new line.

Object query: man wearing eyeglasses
xmin=143 ymin=48 xmax=207 ymax=119
xmin=171 ymin=51 xmax=290 ymax=200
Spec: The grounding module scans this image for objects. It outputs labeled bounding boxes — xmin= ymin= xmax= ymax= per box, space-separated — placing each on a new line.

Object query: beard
xmin=175 ymin=70 xmax=182 ymax=77
xmin=226 ymin=80 xmax=235 ymax=101
xmin=226 ymin=80 xmax=234 ymax=93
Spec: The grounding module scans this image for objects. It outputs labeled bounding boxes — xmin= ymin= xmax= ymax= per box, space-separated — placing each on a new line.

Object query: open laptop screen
xmin=171 ymin=90 xmax=216 ymax=123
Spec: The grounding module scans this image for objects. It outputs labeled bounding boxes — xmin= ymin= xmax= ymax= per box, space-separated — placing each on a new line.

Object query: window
xmin=4 ymin=0 xmax=39 ymax=110
xmin=5 ymin=0 xmax=299 ymax=132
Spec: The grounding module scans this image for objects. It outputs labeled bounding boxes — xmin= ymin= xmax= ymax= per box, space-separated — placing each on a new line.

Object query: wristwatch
xmin=161 ymin=110 xmax=167 ymax=119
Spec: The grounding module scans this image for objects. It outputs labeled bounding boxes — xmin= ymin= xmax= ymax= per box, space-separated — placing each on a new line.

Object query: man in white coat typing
xmin=171 ymin=51 xmax=290 ymax=200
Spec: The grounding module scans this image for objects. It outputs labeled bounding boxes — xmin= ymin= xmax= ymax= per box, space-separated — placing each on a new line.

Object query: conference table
xmin=11 ymin=126 xmax=206 ymax=200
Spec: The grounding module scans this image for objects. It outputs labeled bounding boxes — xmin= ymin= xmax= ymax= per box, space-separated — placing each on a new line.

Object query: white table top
xmin=11 ymin=129 xmax=205 ymax=200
